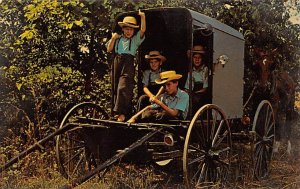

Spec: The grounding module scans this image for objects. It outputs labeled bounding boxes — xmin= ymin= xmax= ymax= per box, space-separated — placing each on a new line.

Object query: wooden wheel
xmin=183 ymin=104 xmax=232 ymax=188
xmin=252 ymin=100 xmax=275 ymax=180
xmin=55 ymin=102 xmax=109 ymax=180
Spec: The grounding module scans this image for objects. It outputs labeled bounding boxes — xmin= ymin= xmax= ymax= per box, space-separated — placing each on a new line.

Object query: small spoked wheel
xmin=183 ymin=104 xmax=232 ymax=188
xmin=252 ymin=100 xmax=275 ymax=180
xmin=56 ymin=102 xmax=109 ymax=180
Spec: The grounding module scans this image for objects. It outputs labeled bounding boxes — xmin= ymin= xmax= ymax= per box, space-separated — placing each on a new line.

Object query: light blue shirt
xmin=115 ymin=30 xmax=145 ymax=56
xmin=142 ymin=69 xmax=162 ymax=86
xmin=152 ymin=89 xmax=189 ymax=119
xmin=185 ymin=65 xmax=208 ymax=90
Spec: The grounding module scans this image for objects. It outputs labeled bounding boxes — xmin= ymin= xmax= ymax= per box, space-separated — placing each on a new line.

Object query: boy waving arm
xmin=139 ymin=10 xmax=146 ymax=38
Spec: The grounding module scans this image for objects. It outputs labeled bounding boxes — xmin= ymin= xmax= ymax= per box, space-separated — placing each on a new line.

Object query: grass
xmin=1 ymin=148 xmax=300 ymax=189
xmin=1 ymin=113 xmax=300 ymax=189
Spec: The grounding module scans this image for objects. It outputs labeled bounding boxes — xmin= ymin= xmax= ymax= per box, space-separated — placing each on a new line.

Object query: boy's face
xmin=122 ymin=26 xmax=135 ymax=39
xmin=149 ymin=58 xmax=162 ymax=72
xmin=164 ymin=81 xmax=178 ymax=95
xmin=193 ymin=53 xmax=203 ymax=68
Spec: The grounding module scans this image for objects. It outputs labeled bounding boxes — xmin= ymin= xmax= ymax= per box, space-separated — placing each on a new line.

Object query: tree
xmin=0 ymin=0 xmax=113 ymax=141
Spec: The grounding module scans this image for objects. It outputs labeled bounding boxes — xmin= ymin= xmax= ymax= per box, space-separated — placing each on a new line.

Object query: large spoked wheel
xmin=56 ymin=102 xmax=109 ymax=180
xmin=252 ymin=100 xmax=275 ymax=180
xmin=183 ymin=104 xmax=232 ymax=188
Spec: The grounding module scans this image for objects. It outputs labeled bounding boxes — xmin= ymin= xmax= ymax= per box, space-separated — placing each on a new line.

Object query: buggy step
xmin=152 ymin=150 xmax=182 ymax=160
xmin=147 ymin=141 xmax=177 ymax=146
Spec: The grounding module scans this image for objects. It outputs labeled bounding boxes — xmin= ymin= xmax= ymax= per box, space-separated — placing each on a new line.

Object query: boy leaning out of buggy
xmin=107 ymin=10 xmax=146 ymax=122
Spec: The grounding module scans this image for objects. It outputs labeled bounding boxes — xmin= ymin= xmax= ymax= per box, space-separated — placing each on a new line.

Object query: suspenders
xmin=115 ymin=38 xmax=132 ymax=53
xmin=148 ymin=71 xmax=151 ymax=85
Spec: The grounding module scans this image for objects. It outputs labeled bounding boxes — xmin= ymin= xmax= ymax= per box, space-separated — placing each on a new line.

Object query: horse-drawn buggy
xmin=1 ymin=7 xmax=277 ymax=188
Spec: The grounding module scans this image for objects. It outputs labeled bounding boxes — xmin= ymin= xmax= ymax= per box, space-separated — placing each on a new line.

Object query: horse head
xmin=253 ymin=48 xmax=278 ymax=88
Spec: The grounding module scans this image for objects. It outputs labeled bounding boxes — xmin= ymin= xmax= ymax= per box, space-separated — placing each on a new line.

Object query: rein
xmin=243 ymin=82 xmax=258 ymax=109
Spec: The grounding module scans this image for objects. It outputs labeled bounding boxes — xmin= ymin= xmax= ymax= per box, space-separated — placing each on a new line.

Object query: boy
xmin=142 ymin=50 xmax=166 ymax=94
xmin=137 ymin=50 xmax=166 ymax=111
xmin=107 ymin=10 xmax=146 ymax=122
xmin=185 ymin=45 xmax=208 ymax=113
xmin=139 ymin=71 xmax=189 ymax=123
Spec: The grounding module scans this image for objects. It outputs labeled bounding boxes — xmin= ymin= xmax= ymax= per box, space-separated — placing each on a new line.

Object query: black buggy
xmin=1 ymin=7 xmax=275 ymax=188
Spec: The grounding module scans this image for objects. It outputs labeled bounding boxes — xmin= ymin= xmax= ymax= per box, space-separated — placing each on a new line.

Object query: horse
xmin=253 ymin=48 xmax=296 ymax=155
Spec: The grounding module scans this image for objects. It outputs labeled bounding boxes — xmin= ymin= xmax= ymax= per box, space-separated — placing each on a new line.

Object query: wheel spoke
xmin=212 ymin=120 xmax=224 ymax=147
xmin=63 ymin=148 xmax=85 ymax=166
xmin=198 ymin=163 xmax=207 ymax=185
xmin=264 ymin=105 xmax=270 ymax=132
xmin=266 ymin=122 xmax=275 ymax=136
xmin=265 ymin=134 xmax=275 ymax=143
xmin=210 ymin=110 xmax=218 ymax=141
xmin=191 ymin=161 xmax=205 ymax=182
xmin=205 ymin=110 xmax=210 ymax=144
xmin=189 ymin=145 xmax=205 ymax=154
xmin=71 ymin=153 xmax=85 ymax=177
xmin=255 ymin=147 xmax=262 ymax=176
xmin=194 ymin=125 xmax=206 ymax=148
xmin=215 ymin=159 xmax=230 ymax=167
xmin=188 ymin=155 xmax=205 ymax=166
xmin=255 ymin=132 xmax=263 ymax=141
xmin=213 ymin=130 xmax=229 ymax=148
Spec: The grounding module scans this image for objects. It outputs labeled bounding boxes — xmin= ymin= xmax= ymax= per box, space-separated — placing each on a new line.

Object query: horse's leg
xmin=286 ymin=116 xmax=292 ymax=155
xmin=274 ymin=111 xmax=285 ymax=153
xmin=273 ymin=119 xmax=281 ymax=153
xmin=285 ymin=107 xmax=296 ymax=155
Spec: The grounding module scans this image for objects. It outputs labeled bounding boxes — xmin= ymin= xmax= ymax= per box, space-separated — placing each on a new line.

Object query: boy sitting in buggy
xmin=137 ymin=50 xmax=166 ymax=111
xmin=128 ymin=71 xmax=189 ymax=123
xmin=185 ymin=45 xmax=209 ymax=114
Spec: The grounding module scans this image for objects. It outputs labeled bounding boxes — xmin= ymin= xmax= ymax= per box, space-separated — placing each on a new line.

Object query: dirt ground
xmin=242 ymin=141 xmax=300 ymax=189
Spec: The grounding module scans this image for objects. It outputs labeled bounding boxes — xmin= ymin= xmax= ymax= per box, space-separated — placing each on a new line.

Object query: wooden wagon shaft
xmin=144 ymin=86 xmax=164 ymax=98
xmin=0 ymin=123 xmax=75 ymax=173
xmin=127 ymin=86 xmax=164 ymax=123
xmin=60 ymin=128 xmax=163 ymax=189
xmin=74 ymin=117 xmax=188 ymax=128
xmin=127 ymin=106 xmax=150 ymax=123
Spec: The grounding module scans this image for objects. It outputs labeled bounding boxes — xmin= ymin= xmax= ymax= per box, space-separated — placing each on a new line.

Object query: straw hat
xmin=192 ymin=45 xmax=205 ymax=54
xmin=155 ymin=71 xmax=182 ymax=84
xmin=187 ymin=45 xmax=205 ymax=58
xmin=145 ymin=51 xmax=167 ymax=63
xmin=118 ymin=16 xmax=139 ymax=28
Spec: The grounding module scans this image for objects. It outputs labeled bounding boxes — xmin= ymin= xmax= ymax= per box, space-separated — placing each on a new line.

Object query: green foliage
xmin=0 ymin=0 xmax=113 ymax=143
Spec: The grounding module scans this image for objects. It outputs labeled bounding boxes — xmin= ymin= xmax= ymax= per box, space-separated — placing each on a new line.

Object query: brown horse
xmin=254 ymin=48 xmax=296 ymax=155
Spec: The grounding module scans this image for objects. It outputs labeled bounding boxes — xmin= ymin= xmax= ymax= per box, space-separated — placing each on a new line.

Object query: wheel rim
xmin=56 ymin=102 xmax=108 ymax=180
xmin=183 ymin=104 xmax=232 ymax=188
xmin=252 ymin=100 xmax=275 ymax=180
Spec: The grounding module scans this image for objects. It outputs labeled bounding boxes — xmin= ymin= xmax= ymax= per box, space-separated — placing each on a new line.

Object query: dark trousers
xmin=137 ymin=94 xmax=149 ymax=112
xmin=140 ymin=109 xmax=176 ymax=123
xmin=191 ymin=82 xmax=208 ymax=114
xmin=113 ymin=54 xmax=135 ymax=117
xmin=191 ymin=92 xmax=208 ymax=114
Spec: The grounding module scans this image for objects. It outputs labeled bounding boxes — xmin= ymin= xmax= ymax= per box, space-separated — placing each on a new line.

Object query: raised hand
xmin=138 ymin=9 xmax=145 ymax=17
xmin=112 ymin=32 xmax=120 ymax=40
